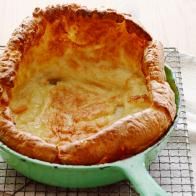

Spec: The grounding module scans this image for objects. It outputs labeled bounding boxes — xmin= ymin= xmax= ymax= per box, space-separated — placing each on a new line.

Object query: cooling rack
xmin=0 ymin=47 xmax=195 ymax=196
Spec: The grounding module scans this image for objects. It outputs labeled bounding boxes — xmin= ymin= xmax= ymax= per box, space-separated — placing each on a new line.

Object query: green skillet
xmin=0 ymin=65 xmax=180 ymax=196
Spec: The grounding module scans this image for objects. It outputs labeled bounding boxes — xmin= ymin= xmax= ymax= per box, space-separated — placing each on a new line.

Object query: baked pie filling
xmin=0 ymin=5 xmax=176 ymax=165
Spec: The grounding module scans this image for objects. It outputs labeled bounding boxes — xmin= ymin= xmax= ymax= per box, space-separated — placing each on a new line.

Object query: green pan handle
xmin=117 ymin=155 xmax=168 ymax=196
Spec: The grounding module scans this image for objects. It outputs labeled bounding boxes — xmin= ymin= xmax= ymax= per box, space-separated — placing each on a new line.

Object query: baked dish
xmin=0 ymin=4 xmax=176 ymax=165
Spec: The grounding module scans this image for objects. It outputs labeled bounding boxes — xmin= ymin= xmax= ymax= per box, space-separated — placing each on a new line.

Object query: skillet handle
xmin=118 ymin=155 xmax=168 ymax=196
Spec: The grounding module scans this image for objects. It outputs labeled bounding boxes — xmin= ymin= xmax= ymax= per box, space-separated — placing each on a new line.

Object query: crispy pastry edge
xmin=58 ymin=41 xmax=177 ymax=165
xmin=0 ymin=4 xmax=176 ymax=164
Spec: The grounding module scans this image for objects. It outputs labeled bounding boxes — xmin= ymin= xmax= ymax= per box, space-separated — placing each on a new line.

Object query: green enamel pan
xmin=0 ymin=65 xmax=180 ymax=196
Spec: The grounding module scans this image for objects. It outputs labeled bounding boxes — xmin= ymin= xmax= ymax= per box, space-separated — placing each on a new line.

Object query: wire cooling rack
xmin=0 ymin=47 xmax=195 ymax=196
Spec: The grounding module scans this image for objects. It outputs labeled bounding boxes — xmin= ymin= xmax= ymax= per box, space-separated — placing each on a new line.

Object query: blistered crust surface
xmin=0 ymin=4 xmax=176 ymax=165
xmin=58 ymin=41 xmax=177 ymax=165
xmin=143 ymin=41 xmax=176 ymax=121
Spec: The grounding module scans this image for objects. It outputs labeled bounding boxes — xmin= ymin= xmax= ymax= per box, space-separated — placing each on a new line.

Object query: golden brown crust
xmin=58 ymin=41 xmax=176 ymax=165
xmin=143 ymin=41 xmax=165 ymax=82
xmin=58 ymin=108 xmax=170 ymax=165
xmin=0 ymin=4 xmax=176 ymax=165
xmin=143 ymin=41 xmax=176 ymax=121
xmin=0 ymin=108 xmax=58 ymax=162
xmin=0 ymin=18 xmax=46 ymax=89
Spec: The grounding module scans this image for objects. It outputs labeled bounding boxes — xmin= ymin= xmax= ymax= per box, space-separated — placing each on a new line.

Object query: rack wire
xmin=0 ymin=47 xmax=195 ymax=196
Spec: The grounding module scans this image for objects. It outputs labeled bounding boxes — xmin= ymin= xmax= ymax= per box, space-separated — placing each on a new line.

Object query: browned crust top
xmin=0 ymin=4 xmax=176 ymax=165
xmin=58 ymin=41 xmax=176 ymax=165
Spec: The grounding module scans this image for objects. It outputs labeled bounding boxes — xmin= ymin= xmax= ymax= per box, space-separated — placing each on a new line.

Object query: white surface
xmin=181 ymin=54 xmax=196 ymax=186
xmin=0 ymin=0 xmax=196 ymax=191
